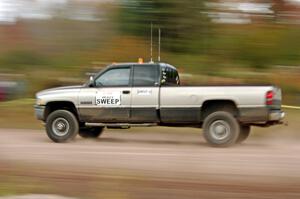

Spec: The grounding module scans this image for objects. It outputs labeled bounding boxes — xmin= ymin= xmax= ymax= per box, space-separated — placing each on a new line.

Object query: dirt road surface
xmin=0 ymin=128 xmax=299 ymax=199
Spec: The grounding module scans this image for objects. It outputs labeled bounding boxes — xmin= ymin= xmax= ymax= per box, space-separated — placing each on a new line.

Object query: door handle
xmin=122 ymin=90 xmax=130 ymax=94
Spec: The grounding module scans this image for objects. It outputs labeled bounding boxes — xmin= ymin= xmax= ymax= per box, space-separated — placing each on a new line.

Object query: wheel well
xmin=45 ymin=101 xmax=78 ymax=121
xmin=201 ymin=100 xmax=239 ymax=120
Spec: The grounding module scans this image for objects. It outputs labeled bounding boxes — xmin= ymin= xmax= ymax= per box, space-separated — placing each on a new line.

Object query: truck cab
xmin=78 ymin=63 xmax=179 ymax=124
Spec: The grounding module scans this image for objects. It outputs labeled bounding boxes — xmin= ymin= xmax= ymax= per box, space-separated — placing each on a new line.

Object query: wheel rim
xmin=209 ymin=120 xmax=231 ymax=140
xmin=52 ymin=117 xmax=70 ymax=137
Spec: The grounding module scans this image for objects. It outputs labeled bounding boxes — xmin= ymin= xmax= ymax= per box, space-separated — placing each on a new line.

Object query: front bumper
xmin=34 ymin=105 xmax=45 ymax=121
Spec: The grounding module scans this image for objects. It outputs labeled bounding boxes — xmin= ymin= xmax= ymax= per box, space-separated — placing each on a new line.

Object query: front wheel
xmin=203 ymin=111 xmax=240 ymax=147
xmin=46 ymin=110 xmax=79 ymax=143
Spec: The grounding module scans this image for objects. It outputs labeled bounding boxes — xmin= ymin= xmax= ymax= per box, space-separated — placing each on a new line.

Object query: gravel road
xmin=0 ymin=128 xmax=299 ymax=199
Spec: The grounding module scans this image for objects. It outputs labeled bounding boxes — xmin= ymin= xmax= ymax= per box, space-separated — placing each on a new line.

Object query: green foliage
xmin=0 ymin=2 xmax=299 ymax=104
xmin=0 ymin=50 xmax=49 ymax=70
xmin=117 ymin=1 xmax=300 ymax=70
xmin=118 ymin=0 xmax=210 ymax=53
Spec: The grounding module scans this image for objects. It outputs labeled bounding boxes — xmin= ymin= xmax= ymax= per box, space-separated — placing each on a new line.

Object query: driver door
xmin=78 ymin=66 xmax=132 ymax=123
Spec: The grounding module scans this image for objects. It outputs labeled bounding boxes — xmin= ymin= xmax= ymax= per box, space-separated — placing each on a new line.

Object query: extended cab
xmin=34 ymin=62 xmax=285 ymax=147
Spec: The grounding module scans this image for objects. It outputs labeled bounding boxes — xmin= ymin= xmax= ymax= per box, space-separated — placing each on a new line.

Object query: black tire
xmin=46 ymin=110 xmax=79 ymax=143
xmin=203 ymin=111 xmax=240 ymax=147
xmin=79 ymin=127 xmax=104 ymax=138
xmin=237 ymin=125 xmax=251 ymax=143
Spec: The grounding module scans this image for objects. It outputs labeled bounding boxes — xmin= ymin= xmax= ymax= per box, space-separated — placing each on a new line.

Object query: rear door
xmin=130 ymin=64 xmax=160 ymax=122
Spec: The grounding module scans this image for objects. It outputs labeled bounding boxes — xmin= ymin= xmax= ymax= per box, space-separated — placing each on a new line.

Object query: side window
xmin=161 ymin=66 xmax=180 ymax=86
xmin=161 ymin=67 xmax=169 ymax=86
xmin=95 ymin=67 xmax=130 ymax=87
xmin=175 ymin=70 xmax=180 ymax=85
xmin=133 ymin=65 xmax=158 ymax=86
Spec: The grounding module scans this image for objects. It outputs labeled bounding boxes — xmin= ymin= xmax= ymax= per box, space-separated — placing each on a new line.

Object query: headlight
xmin=36 ymin=98 xmax=45 ymax=106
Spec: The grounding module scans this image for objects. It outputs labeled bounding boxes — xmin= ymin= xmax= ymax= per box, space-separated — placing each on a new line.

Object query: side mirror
xmin=88 ymin=76 xmax=95 ymax=87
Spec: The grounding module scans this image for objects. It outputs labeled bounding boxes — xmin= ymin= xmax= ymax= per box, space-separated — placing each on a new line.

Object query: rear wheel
xmin=203 ymin=111 xmax=240 ymax=147
xmin=46 ymin=110 xmax=79 ymax=143
xmin=237 ymin=125 xmax=251 ymax=143
xmin=79 ymin=127 xmax=104 ymax=138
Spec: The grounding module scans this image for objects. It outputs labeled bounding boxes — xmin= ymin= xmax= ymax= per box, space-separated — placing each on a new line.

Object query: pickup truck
xmin=34 ymin=62 xmax=285 ymax=147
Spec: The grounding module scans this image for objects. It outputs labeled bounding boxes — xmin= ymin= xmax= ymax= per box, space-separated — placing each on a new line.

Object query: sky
xmin=1 ymin=0 xmax=300 ymax=24
xmin=0 ymin=0 xmax=108 ymax=24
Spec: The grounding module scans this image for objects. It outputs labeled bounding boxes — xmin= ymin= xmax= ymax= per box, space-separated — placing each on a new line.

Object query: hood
xmin=36 ymin=85 xmax=84 ymax=97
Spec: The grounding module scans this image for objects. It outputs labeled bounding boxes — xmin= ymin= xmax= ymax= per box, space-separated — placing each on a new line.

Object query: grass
xmin=0 ymin=177 xmax=50 ymax=197
xmin=0 ymin=98 xmax=42 ymax=129
xmin=0 ymin=163 xmax=138 ymax=199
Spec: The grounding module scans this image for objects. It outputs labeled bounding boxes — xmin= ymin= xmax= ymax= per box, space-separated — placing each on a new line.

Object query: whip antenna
xmin=158 ymin=28 xmax=161 ymax=62
xmin=150 ymin=23 xmax=153 ymax=63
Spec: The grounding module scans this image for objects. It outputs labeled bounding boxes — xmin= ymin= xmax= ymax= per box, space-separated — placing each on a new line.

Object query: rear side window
xmin=161 ymin=66 xmax=180 ymax=86
xmin=133 ymin=65 xmax=158 ymax=86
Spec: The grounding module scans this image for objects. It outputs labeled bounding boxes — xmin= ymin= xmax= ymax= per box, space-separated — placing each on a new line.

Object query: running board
xmin=85 ymin=123 xmax=158 ymax=128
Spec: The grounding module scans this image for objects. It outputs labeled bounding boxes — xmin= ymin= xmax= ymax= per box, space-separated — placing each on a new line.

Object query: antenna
xmin=158 ymin=28 xmax=161 ymax=62
xmin=150 ymin=23 xmax=153 ymax=63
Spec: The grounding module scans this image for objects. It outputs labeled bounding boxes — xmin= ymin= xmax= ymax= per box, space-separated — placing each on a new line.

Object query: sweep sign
xmin=96 ymin=92 xmax=121 ymax=106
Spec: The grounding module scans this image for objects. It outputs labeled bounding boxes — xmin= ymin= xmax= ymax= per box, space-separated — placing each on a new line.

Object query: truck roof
xmin=107 ymin=62 xmax=177 ymax=70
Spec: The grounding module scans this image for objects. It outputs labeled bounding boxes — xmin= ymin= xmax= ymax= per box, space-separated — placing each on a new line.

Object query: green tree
xmin=118 ymin=0 xmax=210 ymax=53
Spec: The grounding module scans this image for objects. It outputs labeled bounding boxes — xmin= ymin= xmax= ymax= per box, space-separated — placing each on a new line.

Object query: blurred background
xmin=0 ymin=0 xmax=299 ymax=128
xmin=1 ymin=0 xmax=300 ymax=127
xmin=0 ymin=0 xmax=300 ymax=98
xmin=0 ymin=1 xmax=300 ymax=198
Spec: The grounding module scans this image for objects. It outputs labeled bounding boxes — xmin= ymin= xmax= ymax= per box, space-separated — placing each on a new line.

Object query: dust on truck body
xmin=34 ymin=62 xmax=285 ymax=147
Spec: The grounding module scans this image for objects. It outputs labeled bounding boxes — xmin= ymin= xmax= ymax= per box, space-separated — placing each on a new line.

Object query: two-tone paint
xmin=34 ymin=63 xmax=285 ymax=127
